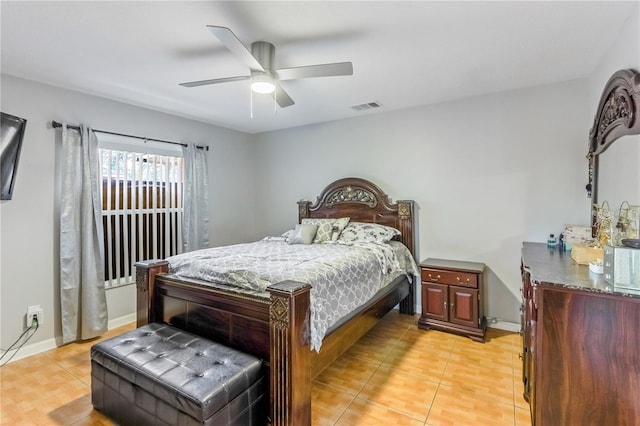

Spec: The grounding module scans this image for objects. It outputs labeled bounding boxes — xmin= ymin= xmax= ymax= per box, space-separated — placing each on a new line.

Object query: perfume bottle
xmin=547 ymin=233 xmax=557 ymax=248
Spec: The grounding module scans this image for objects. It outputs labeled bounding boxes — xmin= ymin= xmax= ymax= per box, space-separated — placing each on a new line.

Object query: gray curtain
xmin=59 ymin=123 xmax=107 ymax=344
xmin=182 ymin=143 xmax=209 ymax=252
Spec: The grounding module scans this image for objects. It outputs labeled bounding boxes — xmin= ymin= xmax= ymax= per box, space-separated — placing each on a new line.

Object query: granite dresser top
xmin=521 ymin=242 xmax=640 ymax=298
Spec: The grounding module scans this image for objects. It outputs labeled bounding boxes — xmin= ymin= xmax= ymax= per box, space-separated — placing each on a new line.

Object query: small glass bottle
xmin=547 ymin=233 xmax=557 ymax=248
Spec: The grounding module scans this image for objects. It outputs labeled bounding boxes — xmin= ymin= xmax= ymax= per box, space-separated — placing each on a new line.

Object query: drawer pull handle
xmin=456 ymin=277 xmax=471 ymax=284
xmin=428 ymin=273 xmax=440 ymax=282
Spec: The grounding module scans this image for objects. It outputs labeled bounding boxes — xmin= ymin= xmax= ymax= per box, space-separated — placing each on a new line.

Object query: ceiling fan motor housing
xmin=251 ymin=41 xmax=275 ymax=71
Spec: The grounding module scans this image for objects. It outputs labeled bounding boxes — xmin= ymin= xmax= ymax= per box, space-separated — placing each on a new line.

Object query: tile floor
xmin=0 ymin=312 xmax=531 ymax=425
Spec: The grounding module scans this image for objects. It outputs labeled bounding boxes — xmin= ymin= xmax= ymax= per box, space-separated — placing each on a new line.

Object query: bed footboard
xmin=136 ymin=261 xmax=312 ymax=425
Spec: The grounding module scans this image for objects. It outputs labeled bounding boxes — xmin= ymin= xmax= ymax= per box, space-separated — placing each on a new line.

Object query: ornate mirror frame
xmin=587 ymin=68 xmax=640 ymax=224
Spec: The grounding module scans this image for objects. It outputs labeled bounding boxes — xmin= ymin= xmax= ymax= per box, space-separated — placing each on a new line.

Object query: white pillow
xmin=287 ymin=223 xmax=318 ymax=245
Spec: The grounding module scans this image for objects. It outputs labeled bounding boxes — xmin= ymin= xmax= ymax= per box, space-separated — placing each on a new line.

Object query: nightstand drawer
xmin=421 ymin=268 xmax=478 ymax=288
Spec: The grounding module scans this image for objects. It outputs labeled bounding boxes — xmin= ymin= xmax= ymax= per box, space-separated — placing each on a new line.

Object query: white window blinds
xmin=99 ymin=146 xmax=184 ymax=288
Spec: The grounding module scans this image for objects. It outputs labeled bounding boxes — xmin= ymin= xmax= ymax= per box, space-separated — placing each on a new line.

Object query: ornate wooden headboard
xmin=296 ymin=177 xmax=416 ymax=257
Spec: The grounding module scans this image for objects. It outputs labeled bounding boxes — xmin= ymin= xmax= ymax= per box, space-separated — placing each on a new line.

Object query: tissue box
xmin=564 ymin=225 xmax=592 ymax=246
xmin=571 ymin=244 xmax=603 ymax=265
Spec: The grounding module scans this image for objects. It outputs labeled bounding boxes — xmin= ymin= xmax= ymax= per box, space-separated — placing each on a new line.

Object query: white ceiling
xmin=1 ymin=1 xmax=637 ymax=134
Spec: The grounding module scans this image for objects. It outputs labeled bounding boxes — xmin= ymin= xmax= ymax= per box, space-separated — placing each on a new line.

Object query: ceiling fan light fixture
xmin=251 ymin=74 xmax=276 ymax=94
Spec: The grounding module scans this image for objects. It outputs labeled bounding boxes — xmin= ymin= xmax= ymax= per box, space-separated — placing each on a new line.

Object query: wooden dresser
xmin=521 ymin=242 xmax=640 ymax=425
xmin=418 ymin=258 xmax=486 ymax=342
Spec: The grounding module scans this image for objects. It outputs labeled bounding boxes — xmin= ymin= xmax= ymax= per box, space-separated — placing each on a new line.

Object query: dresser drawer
xmin=421 ymin=268 xmax=478 ymax=288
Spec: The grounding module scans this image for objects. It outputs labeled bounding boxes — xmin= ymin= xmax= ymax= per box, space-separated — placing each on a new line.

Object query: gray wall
xmin=252 ymin=79 xmax=592 ymax=323
xmin=0 ymin=75 xmax=256 ymax=352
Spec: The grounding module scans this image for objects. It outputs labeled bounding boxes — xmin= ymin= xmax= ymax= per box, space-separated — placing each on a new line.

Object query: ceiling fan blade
xmin=274 ymin=83 xmax=295 ymax=108
xmin=206 ymin=25 xmax=265 ymax=72
xmin=276 ymin=62 xmax=353 ymax=81
xmin=179 ymin=75 xmax=250 ymax=88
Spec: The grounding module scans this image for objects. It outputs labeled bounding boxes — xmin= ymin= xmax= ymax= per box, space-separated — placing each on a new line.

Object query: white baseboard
xmin=488 ymin=320 xmax=521 ymax=333
xmin=3 ymin=336 xmax=58 ymax=364
xmin=108 ymin=313 xmax=136 ymax=329
xmin=4 ymin=312 xmax=137 ymax=364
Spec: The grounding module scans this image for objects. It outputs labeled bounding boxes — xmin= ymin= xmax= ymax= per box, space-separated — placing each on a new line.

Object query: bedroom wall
xmin=587 ymin=6 xmax=640 ymax=213
xmin=252 ymin=79 xmax=592 ymax=324
xmin=0 ymin=75 xmax=256 ymax=354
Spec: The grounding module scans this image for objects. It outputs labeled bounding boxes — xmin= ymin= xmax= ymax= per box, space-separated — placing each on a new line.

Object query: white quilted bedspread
xmin=167 ymin=239 xmax=418 ymax=351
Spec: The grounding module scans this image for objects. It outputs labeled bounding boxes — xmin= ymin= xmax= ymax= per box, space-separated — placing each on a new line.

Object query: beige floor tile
xmin=335 ymin=397 xmax=424 ymax=426
xmin=365 ymin=319 xmax=412 ymax=341
xmin=455 ymin=333 xmax=513 ymax=354
xmin=382 ymin=311 xmax=419 ymax=326
xmin=441 ymin=359 xmax=515 ymax=404
xmin=1 ymin=318 xmax=530 ymax=426
xmin=1 ymin=354 xmax=89 ymax=406
xmin=1 ymin=327 xmax=132 ymax=426
xmin=401 ymin=328 xmax=457 ymax=352
xmin=513 ymin=377 xmax=529 ymax=410
xmin=486 ymin=328 xmax=520 ymax=346
xmin=311 ymin=382 xmax=356 ymax=426
xmin=48 ymin=395 xmax=96 ymax=425
xmin=448 ymin=342 xmax=514 ymax=370
xmin=382 ymin=342 xmax=450 ymax=382
xmin=313 ymin=354 xmax=380 ymax=396
xmin=515 ymin=407 xmax=532 ymax=426
xmin=427 ymin=383 xmax=516 ymax=426
xmin=69 ymin=409 xmax=114 ymax=425
xmin=358 ymin=365 xmax=439 ymax=422
xmin=49 ymin=351 xmax=93 ymax=386
xmin=342 ymin=333 xmax=398 ymax=364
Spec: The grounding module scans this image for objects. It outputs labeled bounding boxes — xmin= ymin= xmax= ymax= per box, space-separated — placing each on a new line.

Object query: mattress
xmin=166 ymin=239 xmax=418 ymax=351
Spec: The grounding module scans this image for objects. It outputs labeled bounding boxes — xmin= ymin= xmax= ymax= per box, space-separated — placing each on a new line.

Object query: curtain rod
xmin=50 ymin=121 xmax=209 ymax=151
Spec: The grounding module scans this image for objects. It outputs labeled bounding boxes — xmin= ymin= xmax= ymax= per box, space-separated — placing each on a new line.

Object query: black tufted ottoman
xmin=90 ymin=323 xmax=266 ymax=426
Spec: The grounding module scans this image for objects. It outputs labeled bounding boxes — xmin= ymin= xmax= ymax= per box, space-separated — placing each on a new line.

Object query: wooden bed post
xmin=397 ymin=200 xmax=415 ymax=315
xmin=135 ymin=260 xmax=169 ymax=327
xmin=267 ymin=281 xmax=312 ymax=426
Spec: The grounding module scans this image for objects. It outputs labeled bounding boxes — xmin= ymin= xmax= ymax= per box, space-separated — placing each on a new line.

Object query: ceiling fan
xmin=180 ymin=26 xmax=354 ymax=108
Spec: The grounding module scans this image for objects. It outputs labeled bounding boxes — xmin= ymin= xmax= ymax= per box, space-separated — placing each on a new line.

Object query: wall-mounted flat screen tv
xmin=1 ymin=112 xmax=27 ymax=200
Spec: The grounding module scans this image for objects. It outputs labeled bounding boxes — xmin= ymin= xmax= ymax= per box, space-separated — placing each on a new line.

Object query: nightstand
xmin=418 ymin=258 xmax=486 ymax=342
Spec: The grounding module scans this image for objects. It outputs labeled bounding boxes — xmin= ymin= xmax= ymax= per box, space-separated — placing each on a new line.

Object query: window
xmin=99 ymin=141 xmax=184 ymax=288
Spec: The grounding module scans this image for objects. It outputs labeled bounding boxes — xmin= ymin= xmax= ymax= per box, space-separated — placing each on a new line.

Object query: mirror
xmin=596 ymin=135 xmax=640 ymax=209
xmin=588 ymin=69 xmax=640 ymax=227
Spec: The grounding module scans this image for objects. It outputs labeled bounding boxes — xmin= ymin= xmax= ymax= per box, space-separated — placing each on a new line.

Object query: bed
xmin=135 ymin=177 xmax=417 ymax=425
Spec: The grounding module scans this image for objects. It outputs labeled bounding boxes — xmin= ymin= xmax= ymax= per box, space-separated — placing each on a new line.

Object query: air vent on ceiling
xmin=351 ymin=101 xmax=382 ymax=111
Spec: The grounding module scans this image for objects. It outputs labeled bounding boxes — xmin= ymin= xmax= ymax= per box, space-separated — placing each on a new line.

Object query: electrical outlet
xmin=26 ymin=305 xmax=43 ymax=328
